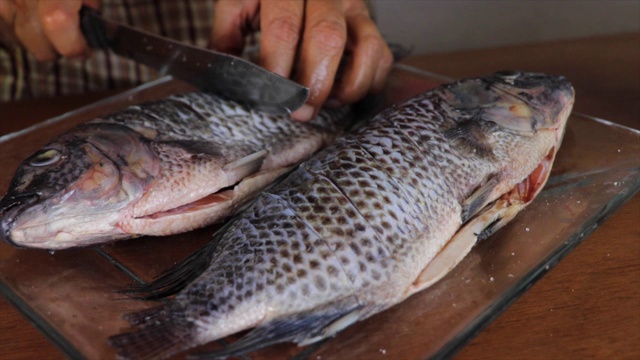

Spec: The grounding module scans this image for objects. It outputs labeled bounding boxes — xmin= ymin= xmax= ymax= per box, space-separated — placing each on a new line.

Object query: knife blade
xmin=79 ymin=6 xmax=309 ymax=114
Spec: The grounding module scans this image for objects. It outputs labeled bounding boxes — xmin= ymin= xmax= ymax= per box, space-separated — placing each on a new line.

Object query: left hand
xmin=0 ymin=0 xmax=100 ymax=61
xmin=211 ymin=0 xmax=393 ymax=121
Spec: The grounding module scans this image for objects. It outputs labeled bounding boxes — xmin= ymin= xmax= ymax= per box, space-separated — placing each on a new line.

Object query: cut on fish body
xmin=0 ymin=92 xmax=352 ymax=249
xmin=109 ymin=71 xmax=575 ymax=359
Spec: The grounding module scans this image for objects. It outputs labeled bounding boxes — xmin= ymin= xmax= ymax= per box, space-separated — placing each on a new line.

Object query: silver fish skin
xmin=108 ymin=71 xmax=574 ymax=359
xmin=0 ymin=93 xmax=351 ymax=249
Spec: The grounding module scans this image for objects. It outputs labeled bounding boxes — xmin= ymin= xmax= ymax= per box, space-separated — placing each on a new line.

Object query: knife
xmin=79 ymin=6 xmax=309 ymax=114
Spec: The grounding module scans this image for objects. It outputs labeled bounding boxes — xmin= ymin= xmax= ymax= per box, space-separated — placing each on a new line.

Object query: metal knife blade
xmin=79 ymin=6 xmax=308 ymax=114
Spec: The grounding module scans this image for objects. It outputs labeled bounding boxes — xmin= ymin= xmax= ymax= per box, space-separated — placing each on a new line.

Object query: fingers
xmin=38 ymin=0 xmax=88 ymax=58
xmin=210 ymin=0 xmax=259 ymax=55
xmin=291 ymin=0 xmax=347 ymax=121
xmin=289 ymin=0 xmax=392 ymax=121
xmin=333 ymin=8 xmax=393 ymax=104
xmin=13 ymin=0 xmax=57 ymax=61
xmin=259 ymin=0 xmax=303 ymax=78
xmin=212 ymin=0 xmax=391 ymax=122
xmin=0 ymin=1 xmax=20 ymax=45
xmin=3 ymin=0 xmax=91 ymax=61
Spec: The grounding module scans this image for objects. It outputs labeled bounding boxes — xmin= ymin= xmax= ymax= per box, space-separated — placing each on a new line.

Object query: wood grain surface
xmin=1 ymin=33 xmax=638 ymax=360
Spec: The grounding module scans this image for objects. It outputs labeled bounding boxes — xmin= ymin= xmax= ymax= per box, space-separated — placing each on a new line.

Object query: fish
xmin=107 ymin=71 xmax=575 ymax=359
xmin=0 ymin=92 xmax=352 ymax=249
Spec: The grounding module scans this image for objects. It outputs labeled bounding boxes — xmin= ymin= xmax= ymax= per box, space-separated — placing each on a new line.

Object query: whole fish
xmin=0 ymin=93 xmax=351 ymax=249
xmin=108 ymin=71 xmax=574 ymax=359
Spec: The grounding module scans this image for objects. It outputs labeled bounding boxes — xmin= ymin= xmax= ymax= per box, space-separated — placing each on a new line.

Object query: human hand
xmin=0 ymin=0 xmax=99 ymax=61
xmin=211 ymin=0 xmax=393 ymax=121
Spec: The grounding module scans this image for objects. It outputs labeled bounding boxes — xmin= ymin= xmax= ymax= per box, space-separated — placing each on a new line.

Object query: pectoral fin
xmin=407 ymin=199 xmax=525 ymax=296
xmin=461 ymin=176 xmax=500 ymax=223
xmin=443 ymin=120 xmax=494 ymax=158
xmin=223 ymin=149 xmax=269 ymax=182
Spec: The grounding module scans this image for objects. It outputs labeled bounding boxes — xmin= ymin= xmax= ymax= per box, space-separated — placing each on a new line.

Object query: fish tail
xmin=122 ymin=304 xmax=166 ymax=326
xmin=110 ymin=304 xmax=195 ymax=360
xmin=108 ymin=317 xmax=195 ymax=360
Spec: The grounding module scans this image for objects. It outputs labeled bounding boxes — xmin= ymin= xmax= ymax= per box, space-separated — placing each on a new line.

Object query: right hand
xmin=211 ymin=0 xmax=393 ymax=122
xmin=0 ymin=0 xmax=99 ymax=61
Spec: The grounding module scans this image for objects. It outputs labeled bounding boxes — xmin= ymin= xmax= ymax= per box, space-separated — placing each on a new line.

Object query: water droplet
xmin=525 ymin=227 xmax=530 ymax=232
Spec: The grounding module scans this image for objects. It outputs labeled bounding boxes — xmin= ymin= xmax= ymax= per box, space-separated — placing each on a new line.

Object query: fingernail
xmin=291 ymin=104 xmax=315 ymax=121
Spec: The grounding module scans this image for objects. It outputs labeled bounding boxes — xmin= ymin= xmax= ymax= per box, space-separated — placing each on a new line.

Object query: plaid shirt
xmin=0 ymin=0 xmax=215 ymax=101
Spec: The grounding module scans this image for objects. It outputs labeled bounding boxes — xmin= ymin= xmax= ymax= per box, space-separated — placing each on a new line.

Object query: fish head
xmin=0 ymin=123 xmax=159 ymax=249
xmin=446 ymin=70 xmax=575 ymax=136
xmin=445 ymin=71 xmax=575 ymax=205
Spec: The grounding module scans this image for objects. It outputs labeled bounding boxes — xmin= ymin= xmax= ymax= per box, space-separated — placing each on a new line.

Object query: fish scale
xmin=110 ymin=72 xmax=574 ymax=359
xmin=143 ymin=96 xmax=470 ymax=351
xmin=184 ymin=194 xmax=356 ymax=320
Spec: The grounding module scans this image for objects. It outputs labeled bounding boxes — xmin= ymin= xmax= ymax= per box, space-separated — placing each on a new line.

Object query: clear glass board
xmin=0 ymin=67 xmax=638 ymax=360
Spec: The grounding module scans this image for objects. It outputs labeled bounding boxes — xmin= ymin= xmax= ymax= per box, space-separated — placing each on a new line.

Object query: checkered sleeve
xmin=0 ymin=0 xmax=215 ymax=101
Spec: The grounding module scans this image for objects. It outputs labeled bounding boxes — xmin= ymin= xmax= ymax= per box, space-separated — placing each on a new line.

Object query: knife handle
xmin=79 ymin=5 xmax=109 ymax=49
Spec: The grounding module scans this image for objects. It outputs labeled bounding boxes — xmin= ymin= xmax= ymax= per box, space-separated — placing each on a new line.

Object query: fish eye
xmin=29 ymin=149 xmax=62 ymax=167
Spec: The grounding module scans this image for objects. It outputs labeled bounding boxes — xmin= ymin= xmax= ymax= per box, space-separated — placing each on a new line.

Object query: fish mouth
xmin=0 ymin=193 xmax=39 ymax=247
xmin=135 ymin=188 xmax=236 ymax=220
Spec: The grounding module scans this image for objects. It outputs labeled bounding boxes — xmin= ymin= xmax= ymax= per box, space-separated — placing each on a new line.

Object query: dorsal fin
xmin=120 ymin=240 xmax=219 ymax=300
xmin=121 ymin=223 xmax=235 ymax=300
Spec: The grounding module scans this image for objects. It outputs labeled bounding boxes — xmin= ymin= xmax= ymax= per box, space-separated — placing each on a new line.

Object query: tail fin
xmin=122 ymin=305 xmax=166 ymax=326
xmin=108 ymin=317 xmax=195 ymax=360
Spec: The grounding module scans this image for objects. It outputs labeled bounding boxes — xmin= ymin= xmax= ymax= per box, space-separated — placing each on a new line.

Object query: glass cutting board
xmin=0 ymin=66 xmax=638 ymax=360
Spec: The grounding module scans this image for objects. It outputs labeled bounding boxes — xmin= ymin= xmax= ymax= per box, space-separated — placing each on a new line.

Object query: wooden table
xmin=1 ymin=33 xmax=638 ymax=359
